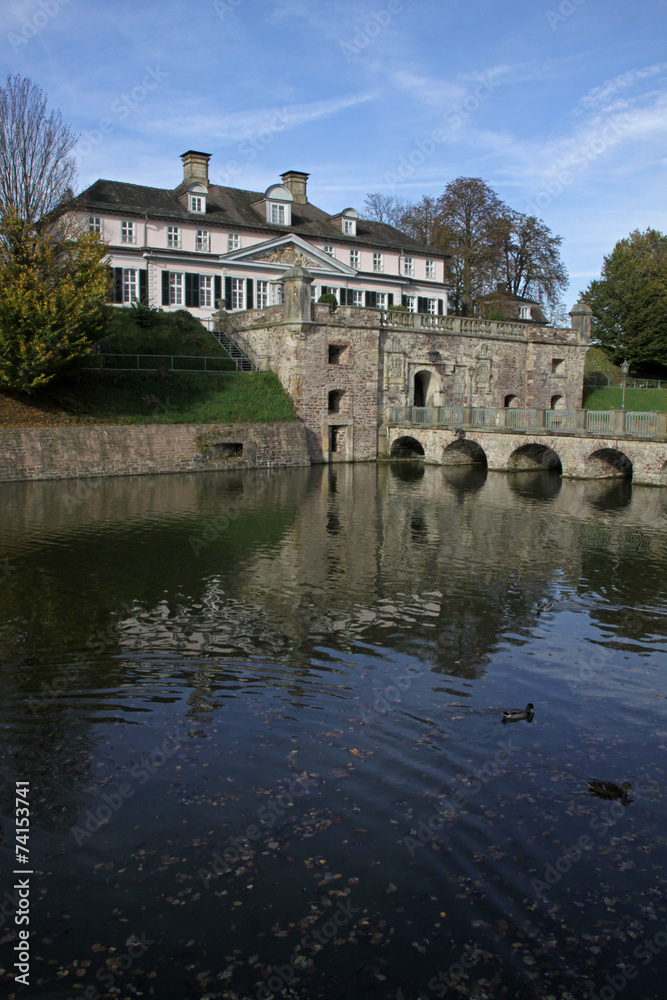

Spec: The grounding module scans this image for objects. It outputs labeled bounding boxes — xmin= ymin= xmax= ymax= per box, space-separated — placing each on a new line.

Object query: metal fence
xmin=93 ymin=354 xmax=242 ymax=373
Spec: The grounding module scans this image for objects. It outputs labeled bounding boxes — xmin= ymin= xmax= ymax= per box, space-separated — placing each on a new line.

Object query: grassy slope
xmin=0 ymin=308 xmax=297 ymax=427
xmin=582 ymin=386 xmax=667 ymax=412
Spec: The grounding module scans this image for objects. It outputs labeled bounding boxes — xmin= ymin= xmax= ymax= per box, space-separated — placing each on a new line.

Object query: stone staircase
xmin=209 ymin=327 xmax=256 ymax=372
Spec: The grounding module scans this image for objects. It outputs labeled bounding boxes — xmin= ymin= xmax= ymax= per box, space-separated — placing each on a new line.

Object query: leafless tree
xmin=362 ymin=192 xmax=409 ymax=229
xmin=0 ymin=75 xmax=77 ymax=226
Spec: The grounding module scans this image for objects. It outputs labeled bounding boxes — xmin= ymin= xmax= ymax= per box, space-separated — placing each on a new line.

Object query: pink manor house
xmin=74 ymin=150 xmax=450 ymax=324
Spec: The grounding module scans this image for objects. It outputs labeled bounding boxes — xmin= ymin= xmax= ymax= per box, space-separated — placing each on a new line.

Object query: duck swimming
xmin=536 ymin=602 xmax=553 ymax=615
xmin=586 ymin=780 xmax=633 ymax=801
xmin=502 ymin=703 xmax=534 ymax=723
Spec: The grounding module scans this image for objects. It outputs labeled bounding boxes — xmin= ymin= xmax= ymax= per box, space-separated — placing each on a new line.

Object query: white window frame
xmin=227 ymin=233 xmax=241 ymax=251
xmin=121 ymin=221 xmax=136 ymax=244
xmin=404 ymin=295 xmax=416 ymax=313
xmin=189 ymin=195 xmax=205 ymax=213
xmin=425 ymin=259 xmax=436 ymax=279
xmin=427 ymin=298 xmax=437 ymax=315
xmin=196 ymin=229 xmax=210 ymax=252
xmin=519 ymin=305 xmax=531 ymax=320
xmin=376 ymin=292 xmax=387 ymax=309
xmin=257 ymin=280 xmax=269 ymax=309
xmin=199 ymin=275 xmax=213 ymax=308
xmin=343 ymin=218 xmax=356 ymax=236
xmin=349 ymin=249 xmax=360 ymax=268
xmin=351 ymin=289 xmax=363 ymax=307
xmin=122 ymin=268 xmax=137 ymax=304
xmin=88 ymin=216 xmax=102 ymax=235
xmin=272 ymin=282 xmax=284 ymax=305
xmin=167 ymin=226 xmax=181 ymax=249
xmin=323 ymin=245 xmax=335 ymax=257
xmin=169 ymin=272 xmax=184 ymax=306
xmin=373 ymin=252 xmax=384 ymax=272
xmin=231 ymin=277 xmax=245 ymax=310
xmin=404 ymin=256 xmax=414 ymax=276
xmin=270 ymin=203 xmax=286 ymax=225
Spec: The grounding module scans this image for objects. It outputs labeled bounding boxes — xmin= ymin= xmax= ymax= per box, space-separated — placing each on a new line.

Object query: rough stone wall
xmin=0 ymin=422 xmax=310 ymax=483
xmin=221 ymin=302 xmax=587 ymax=463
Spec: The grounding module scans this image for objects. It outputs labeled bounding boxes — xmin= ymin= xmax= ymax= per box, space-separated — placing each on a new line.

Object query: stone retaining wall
xmin=0 ymin=422 xmax=310 ymax=482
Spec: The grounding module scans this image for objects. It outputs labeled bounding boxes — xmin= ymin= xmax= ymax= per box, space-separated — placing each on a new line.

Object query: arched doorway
xmin=413 ymin=370 xmax=438 ymax=407
xmin=504 ymin=394 xmax=519 ymax=408
xmin=551 ymin=394 xmax=565 ymax=410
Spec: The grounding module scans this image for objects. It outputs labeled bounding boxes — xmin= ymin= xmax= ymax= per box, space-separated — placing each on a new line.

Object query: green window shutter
xmin=388 ymin=293 xmax=394 ymax=307
xmin=225 ymin=276 xmax=233 ymax=309
xmin=438 ymin=299 xmax=444 ymax=315
xmin=185 ymin=273 xmax=194 ymax=308
xmin=139 ymin=270 xmax=148 ymax=302
xmin=162 ymin=271 xmax=170 ymax=306
xmin=417 ymin=296 xmax=427 ymax=313
xmin=214 ymin=275 xmax=222 ymax=305
xmin=113 ymin=268 xmax=123 ymax=303
xmin=246 ymin=278 xmax=253 ymax=309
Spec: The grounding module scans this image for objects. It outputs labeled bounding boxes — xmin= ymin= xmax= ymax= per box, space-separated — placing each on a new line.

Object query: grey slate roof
xmin=74 ymin=179 xmax=448 ymax=257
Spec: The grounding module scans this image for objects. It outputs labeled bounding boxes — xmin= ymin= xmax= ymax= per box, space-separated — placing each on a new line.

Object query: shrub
xmin=318 ymin=293 xmax=338 ymax=312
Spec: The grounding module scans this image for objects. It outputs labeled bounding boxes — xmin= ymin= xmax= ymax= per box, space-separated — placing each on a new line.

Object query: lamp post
xmin=620 ymin=359 xmax=630 ymax=410
xmin=468 ymin=365 xmax=476 ymax=406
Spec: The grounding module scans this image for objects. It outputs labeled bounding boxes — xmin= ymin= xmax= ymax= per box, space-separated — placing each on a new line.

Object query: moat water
xmin=1 ymin=464 xmax=666 ymax=1000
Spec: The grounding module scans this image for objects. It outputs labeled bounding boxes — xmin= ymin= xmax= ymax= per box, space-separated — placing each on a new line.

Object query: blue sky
xmin=2 ymin=0 xmax=666 ymax=308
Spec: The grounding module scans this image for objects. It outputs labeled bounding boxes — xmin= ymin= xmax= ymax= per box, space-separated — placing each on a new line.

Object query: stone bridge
xmin=385 ymin=406 xmax=667 ymax=486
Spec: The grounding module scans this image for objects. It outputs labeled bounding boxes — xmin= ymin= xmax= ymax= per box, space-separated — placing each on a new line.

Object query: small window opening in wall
xmin=552 ymin=357 xmax=565 ymax=374
xmin=328 ymin=344 xmax=348 ymax=365
xmin=504 ymin=394 xmax=518 ymax=408
xmin=330 ymin=426 xmax=346 ymax=453
xmin=328 ymin=389 xmax=345 ymax=413
xmin=208 ymin=442 xmax=244 ymax=461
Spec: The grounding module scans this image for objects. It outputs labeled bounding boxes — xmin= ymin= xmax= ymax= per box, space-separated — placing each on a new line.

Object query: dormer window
xmin=519 ymin=305 xmax=532 ymax=320
xmin=271 ymin=203 xmax=287 ymax=225
xmin=323 ymin=245 xmax=335 ymax=257
xmin=255 ymin=183 xmax=293 ymax=227
xmin=331 ymin=207 xmax=358 ymax=237
xmin=178 ymin=180 xmax=208 ymax=215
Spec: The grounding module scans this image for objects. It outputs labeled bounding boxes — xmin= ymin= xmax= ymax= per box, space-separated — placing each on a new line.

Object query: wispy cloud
xmin=147 ymin=91 xmax=379 ymax=143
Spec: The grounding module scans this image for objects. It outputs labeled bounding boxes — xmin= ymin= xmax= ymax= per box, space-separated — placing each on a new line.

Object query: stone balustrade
xmin=388 ymin=406 xmax=667 ymax=441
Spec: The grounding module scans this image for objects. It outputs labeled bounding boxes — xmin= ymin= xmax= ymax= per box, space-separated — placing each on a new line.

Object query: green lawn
xmin=582 ymin=386 xmax=667 ymax=412
xmin=103 ymin=305 xmax=232 ymax=359
xmin=0 ymin=371 xmax=298 ymax=426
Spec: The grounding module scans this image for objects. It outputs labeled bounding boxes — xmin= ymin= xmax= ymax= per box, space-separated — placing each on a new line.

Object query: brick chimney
xmin=280 ymin=170 xmax=309 ymax=204
xmin=181 ymin=150 xmax=211 ymax=191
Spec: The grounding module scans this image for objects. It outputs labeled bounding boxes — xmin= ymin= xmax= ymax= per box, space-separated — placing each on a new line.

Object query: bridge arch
xmin=508 ymin=443 xmax=563 ymax=473
xmin=390 ymin=435 xmax=425 ymax=460
xmin=585 ymin=448 xmax=633 ymax=480
xmin=442 ymin=438 xmax=488 ymax=466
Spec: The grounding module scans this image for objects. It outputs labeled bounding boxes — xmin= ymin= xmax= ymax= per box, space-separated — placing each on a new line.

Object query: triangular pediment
xmin=221 ymin=233 xmax=356 ymax=275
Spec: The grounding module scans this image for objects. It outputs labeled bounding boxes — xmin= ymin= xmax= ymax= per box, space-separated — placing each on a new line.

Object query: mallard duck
xmin=536 ymin=602 xmax=553 ymax=615
xmin=502 ymin=703 xmax=534 ymax=723
xmin=586 ymin=780 xmax=633 ymax=801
